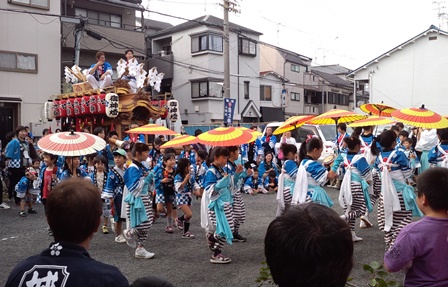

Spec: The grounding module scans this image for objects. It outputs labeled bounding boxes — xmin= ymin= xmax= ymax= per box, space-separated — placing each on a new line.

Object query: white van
xmin=261 ymin=122 xmax=340 ymax=162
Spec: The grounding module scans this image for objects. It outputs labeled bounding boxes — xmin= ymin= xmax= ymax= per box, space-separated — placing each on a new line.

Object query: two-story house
xmin=61 ymin=0 xmax=146 ymax=84
xmin=260 ymin=45 xmax=315 ymax=118
xmin=0 ymin=0 xmax=61 ymax=142
xmin=147 ymin=15 xmax=263 ymax=125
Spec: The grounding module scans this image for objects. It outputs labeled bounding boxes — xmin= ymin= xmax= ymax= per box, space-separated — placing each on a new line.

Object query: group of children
xmin=12 ymin=135 xmax=258 ymax=264
xmin=275 ymin=124 xmax=424 ymax=251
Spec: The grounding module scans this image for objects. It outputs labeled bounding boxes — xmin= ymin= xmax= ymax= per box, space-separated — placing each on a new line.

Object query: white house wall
xmin=0 ymin=2 xmax=60 ymax=133
xmin=161 ymin=26 xmax=260 ymax=124
xmin=259 ymin=74 xmax=283 ymax=108
xmin=352 ymin=32 xmax=448 ymax=114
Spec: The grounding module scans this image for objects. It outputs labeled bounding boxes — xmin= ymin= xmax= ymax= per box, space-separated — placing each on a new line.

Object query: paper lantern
xmin=44 ymin=101 xmax=54 ymax=121
xmin=89 ymin=95 xmax=98 ymax=114
xmin=59 ymin=99 xmax=67 ymax=118
xmin=74 ymin=96 xmax=82 ymax=116
xmin=105 ymin=93 xmax=119 ymax=118
xmin=53 ymin=99 xmax=60 ymax=119
xmin=81 ymin=95 xmax=90 ymax=116
xmin=97 ymin=94 xmax=106 ymax=114
xmin=66 ymin=98 xmax=75 ymax=117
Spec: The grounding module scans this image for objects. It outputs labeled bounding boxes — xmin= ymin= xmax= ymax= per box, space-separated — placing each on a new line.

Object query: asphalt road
xmin=0 ymin=187 xmax=406 ymax=287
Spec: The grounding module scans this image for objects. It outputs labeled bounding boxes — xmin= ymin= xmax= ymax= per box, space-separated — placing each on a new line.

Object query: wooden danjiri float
xmin=44 ymin=63 xmax=179 ymax=139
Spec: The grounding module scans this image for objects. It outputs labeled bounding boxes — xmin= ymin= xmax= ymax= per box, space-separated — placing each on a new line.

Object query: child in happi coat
xmin=201 ymin=147 xmax=233 ymax=264
xmin=90 ymin=155 xmax=110 ymax=234
xmin=15 ymin=167 xmax=39 ymax=217
xmin=179 ymin=144 xmax=196 ymax=165
xmin=359 ymin=134 xmax=381 ymax=229
xmin=30 ymin=159 xmax=42 ymax=203
xmin=80 ymin=153 xmax=97 ymax=176
xmin=402 ymin=138 xmax=419 ymax=185
xmin=191 ymin=149 xmax=208 ymax=197
xmin=175 ymin=158 xmax=200 ymax=239
xmin=155 ymin=153 xmax=177 ymax=233
xmin=334 ymin=136 xmax=372 ymax=242
xmin=374 ymin=130 xmax=422 ymax=250
xmin=291 ymin=137 xmax=337 ymax=208
xmin=263 ymin=169 xmax=278 ymax=193
xmin=428 ymin=128 xmax=448 ymax=168
xmin=244 ymin=168 xmax=261 ymax=195
xmin=103 ymin=149 xmax=128 ymax=243
xmin=225 ymin=146 xmax=250 ymax=242
xmin=276 ymin=143 xmax=298 ymax=215
xmin=122 ymin=143 xmax=155 ymax=259
xmin=59 ymin=156 xmax=90 ymax=181
xmin=40 ymin=153 xmax=60 ymax=210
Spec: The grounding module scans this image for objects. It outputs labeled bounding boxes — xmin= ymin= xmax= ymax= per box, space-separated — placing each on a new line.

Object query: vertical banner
xmin=223 ymin=98 xmax=236 ymax=126
xmin=282 ymin=88 xmax=287 ymax=108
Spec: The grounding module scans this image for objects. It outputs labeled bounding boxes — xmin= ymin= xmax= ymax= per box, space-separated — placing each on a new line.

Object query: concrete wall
xmin=0 ymin=1 xmax=61 ymax=134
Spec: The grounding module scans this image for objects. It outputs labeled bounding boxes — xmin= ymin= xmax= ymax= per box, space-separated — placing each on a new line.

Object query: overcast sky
xmin=142 ymin=0 xmax=441 ymax=69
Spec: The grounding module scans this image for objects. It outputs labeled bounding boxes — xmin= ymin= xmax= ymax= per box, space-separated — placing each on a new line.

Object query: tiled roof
xmin=311 ymin=69 xmax=352 ymax=88
xmin=149 ymin=15 xmax=262 ymax=38
xmin=312 ymin=65 xmax=350 ymax=75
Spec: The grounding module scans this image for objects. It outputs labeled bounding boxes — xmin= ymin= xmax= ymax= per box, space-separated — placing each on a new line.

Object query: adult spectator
xmin=86 ymin=51 xmax=113 ymax=90
xmin=395 ymin=122 xmax=404 ymax=132
xmin=265 ymin=203 xmax=353 ymax=287
xmin=5 ymin=178 xmax=129 ymax=286
xmin=5 ymin=126 xmax=38 ymax=205
xmin=261 ymin=127 xmax=277 ymax=157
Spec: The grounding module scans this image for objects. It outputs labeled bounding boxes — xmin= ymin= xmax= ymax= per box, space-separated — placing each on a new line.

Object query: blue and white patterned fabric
xmin=102 ymin=166 xmax=126 ymax=199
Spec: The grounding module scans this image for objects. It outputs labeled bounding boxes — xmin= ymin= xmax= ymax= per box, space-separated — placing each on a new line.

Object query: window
xmin=0 ymin=51 xmax=38 ymax=73
xmin=74 ymin=8 xmax=121 ymax=28
xmin=244 ymin=81 xmax=250 ymax=99
xmin=327 ymin=92 xmax=349 ymax=106
xmin=260 ymin=85 xmax=272 ymax=101
xmin=291 ymin=64 xmax=300 ymax=72
xmin=191 ymin=81 xmax=223 ymax=98
xmin=239 ymin=38 xmax=256 ymax=56
xmin=191 ymin=34 xmax=223 ymax=53
xmin=290 ymin=92 xmax=300 ymax=101
xmin=9 ymin=0 xmax=49 ymax=9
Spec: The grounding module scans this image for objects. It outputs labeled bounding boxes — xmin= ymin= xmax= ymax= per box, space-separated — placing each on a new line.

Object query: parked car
xmin=261 ymin=122 xmax=346 ymax=162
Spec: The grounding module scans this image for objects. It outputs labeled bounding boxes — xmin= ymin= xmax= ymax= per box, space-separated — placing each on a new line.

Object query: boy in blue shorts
xmin=15 ymin=167 xmax=39 ymax=217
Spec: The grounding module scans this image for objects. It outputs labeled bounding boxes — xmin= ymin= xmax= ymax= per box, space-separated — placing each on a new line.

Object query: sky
xmin=141 ymin=0 xmax=442 ymax=69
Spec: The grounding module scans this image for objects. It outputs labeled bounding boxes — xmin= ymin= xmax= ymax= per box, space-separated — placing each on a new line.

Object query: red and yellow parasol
xmin=308 ymin=109 xmax=367 ymax=125
xmin=273 ymin=115 xmax=316 ymax=135
xmin=126 ymin=123 xmax=179 ymax=136
xmin=38 ymin=130 xmax=106 ymax=157
xmin=236 ymin=126 xmax=262 ymax=138
xmin=160 ymin=135 xmax=198 ymax=148
xmin=391 ymin=105 xmax=448 ymax=129
xmin=359 ymin=102 xmax=396 ymax=117
xmin=197 ymin=126 xmax=255 ymax=147
xmin=348 ymin=116 xmax=395 ymax=128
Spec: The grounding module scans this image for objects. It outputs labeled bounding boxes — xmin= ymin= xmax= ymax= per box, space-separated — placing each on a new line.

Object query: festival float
xmin=44 ymin=59 xmax=180 ymax=138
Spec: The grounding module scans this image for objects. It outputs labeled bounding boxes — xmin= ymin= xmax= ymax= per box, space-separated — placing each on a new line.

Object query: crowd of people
xmin=2 ymin=120 xmax=448 ymax=286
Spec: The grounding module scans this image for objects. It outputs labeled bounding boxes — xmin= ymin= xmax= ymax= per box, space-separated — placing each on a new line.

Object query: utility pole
xmin=220 ymin=0 xmax=239 ymax=99
xmin=73 ymin=19 xmax=85 ymax=66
